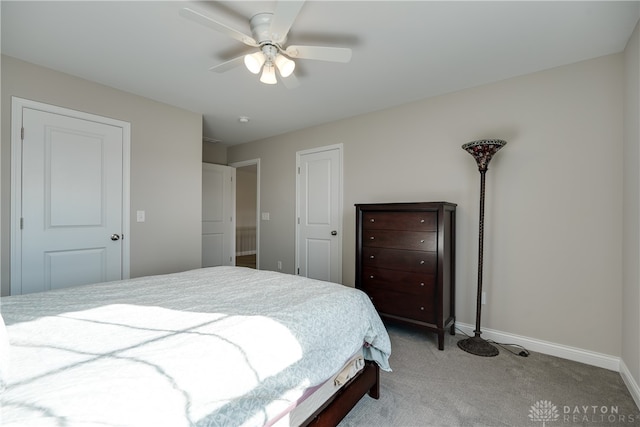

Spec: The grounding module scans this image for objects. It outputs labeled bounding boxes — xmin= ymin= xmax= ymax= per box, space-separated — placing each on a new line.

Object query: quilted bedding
xmin=0 ymin=267 xmax=391 ymax=426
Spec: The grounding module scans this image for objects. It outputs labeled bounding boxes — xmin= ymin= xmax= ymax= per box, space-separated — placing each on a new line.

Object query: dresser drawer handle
xmin=370 ymin=218 xmax=375 ymax=222
xmin=369 ymin=255 xmax=375 ymax=259
xmin=420 ymin=282 xmax=424 ymax=286
xmin=420 ymin=306 xmax=425 ymax=311
xmin=370 ymin=275 xmax=374 ymax=279
xmin=420 ymin=260 xmax=425 ymax=265
xmin=420 ymin=219 xmax=425 ymax=223
xmin=370 ymin=236 xmax=375 ymax=240
xmin=420 ymin=239 xmax=425 ymax=243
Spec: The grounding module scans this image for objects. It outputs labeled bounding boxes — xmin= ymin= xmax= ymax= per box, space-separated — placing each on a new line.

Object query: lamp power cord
xmin=455 ymin=326 xmax=530 ymax=357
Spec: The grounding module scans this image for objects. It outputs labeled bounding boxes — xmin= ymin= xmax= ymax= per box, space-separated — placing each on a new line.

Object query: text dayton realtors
xmin=562 ymin=405 xmax=637 ymax=424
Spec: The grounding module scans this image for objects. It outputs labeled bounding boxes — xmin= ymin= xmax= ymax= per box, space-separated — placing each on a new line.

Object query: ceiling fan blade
xmin=208 ymin=56 xmax=245 ymax=73
xmin=280 ymin=72 xmax=300 ymax=89
xmin=285 ymin=45 xmax=352 ymax=63
xmin=269 ymin=0 xmax=305 ymax=44
xmin=180 ymin=8 xmax=259 ymax=47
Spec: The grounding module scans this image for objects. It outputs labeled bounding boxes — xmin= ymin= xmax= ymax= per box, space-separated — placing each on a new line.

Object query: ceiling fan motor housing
xmin=250 ymin=13 xmax=285 ymax=47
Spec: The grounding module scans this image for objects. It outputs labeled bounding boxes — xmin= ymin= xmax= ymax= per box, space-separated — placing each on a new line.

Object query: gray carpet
xmin=339 ymin=324 xmax=640 ymax=427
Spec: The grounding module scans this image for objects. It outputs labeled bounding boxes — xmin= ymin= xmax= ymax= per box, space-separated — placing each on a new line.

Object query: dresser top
xmin=355 ymin=201 xmax=457 ymax=210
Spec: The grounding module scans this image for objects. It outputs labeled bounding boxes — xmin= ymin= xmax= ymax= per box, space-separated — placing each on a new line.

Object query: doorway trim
xmin=10 ymin=97 xmax=131 ymax=295
xmin=229 ymin=158 xmax=261 ymax=270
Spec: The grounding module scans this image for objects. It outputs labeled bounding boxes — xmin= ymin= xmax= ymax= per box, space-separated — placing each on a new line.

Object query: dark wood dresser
xmin=355 ymin=202 xmax=456 ymax=350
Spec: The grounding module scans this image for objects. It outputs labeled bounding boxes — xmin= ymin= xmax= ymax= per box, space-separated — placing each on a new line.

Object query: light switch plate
xmin=136 ymin=210 xmax=145 ymax=222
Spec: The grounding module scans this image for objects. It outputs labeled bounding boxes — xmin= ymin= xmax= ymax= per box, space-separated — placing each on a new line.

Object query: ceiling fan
xmin=179 ymin=1 xmax=352 ymax=88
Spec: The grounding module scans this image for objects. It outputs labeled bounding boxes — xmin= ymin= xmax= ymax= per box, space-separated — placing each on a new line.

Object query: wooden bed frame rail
xmin=301 ymin=361 xmax=380 ymax=426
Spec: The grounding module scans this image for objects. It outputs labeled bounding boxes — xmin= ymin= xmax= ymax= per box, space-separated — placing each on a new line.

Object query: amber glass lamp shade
xmin=461 ymin=139 xmax=507 ymax=172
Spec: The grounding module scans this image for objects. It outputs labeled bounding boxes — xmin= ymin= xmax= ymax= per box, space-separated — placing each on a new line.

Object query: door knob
xmin=110 ymin=234 xmax=121 ymax=241
xmin=331 ymin=230 xmax=337 ymax=236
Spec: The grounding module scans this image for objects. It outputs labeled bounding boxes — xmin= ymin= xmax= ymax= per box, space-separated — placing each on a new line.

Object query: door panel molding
xmin=46 ymin=248 xmax=107 ymax=290
xmin=10 ymin=97 xmax=130 ymax=295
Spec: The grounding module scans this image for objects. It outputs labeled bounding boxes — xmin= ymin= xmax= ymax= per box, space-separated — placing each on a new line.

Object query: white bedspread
xmin=0 ymin=267 xmax=391 ymax=427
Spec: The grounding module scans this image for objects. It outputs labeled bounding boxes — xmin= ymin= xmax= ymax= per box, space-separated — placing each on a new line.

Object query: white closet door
xmin=296 ymin=145 xmax=343 ymax=283
xmin=20 ymin=108 xmax=124 ymax=294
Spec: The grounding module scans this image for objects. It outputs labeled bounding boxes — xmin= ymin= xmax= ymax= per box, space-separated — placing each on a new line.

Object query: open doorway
xmin=231 ymin=159 xmax=260 ymax=269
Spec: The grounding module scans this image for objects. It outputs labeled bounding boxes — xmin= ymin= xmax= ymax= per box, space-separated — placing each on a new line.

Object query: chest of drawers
xmin=355 ymin=202 xmax=456 ymax=350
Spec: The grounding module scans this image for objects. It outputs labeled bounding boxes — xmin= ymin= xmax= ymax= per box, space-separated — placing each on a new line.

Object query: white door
xmin=13 ymin=101 xmax=129 ymax=295
xmin=202 ymin=163 xmax=235 ymax=267
xmin=296 ymin=144 xmax=343 ymax=283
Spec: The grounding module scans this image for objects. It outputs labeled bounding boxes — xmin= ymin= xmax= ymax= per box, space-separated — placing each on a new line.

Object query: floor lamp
xmin=458 ymin=139 xmax=507 ymax=357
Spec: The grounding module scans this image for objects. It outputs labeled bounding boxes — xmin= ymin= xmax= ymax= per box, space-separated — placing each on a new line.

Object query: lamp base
xmin=457 ymin=336 xmax=499 ymax=357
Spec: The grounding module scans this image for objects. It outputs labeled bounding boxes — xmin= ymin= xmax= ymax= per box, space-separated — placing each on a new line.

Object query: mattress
xmin=0 ymin=266 xmax=391 ymax=426
xmin=267 ymin=350 xmax=365 ymax=427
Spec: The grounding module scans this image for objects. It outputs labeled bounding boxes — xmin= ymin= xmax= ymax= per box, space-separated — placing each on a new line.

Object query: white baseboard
xmin=455 ymin=323 xmax=640 ymax=410
xmin=620 ymin=360 xmax=640 ymax=409
xmin=455 ymin=322 xmax=620 ymax=371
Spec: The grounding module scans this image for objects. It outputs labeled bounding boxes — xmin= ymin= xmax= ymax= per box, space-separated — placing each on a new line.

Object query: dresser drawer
xmin=362 ymin=247 xmax=436 ymax=272
xmin=366 ymin=288 xmax=436 ymax=324
xmin=362 ymin=230 xmax=437 ymax=251
xmin=361 ymin=267 xmax=435 ymax=296
xmin=363 ymin=211 xmax=437 ymax=231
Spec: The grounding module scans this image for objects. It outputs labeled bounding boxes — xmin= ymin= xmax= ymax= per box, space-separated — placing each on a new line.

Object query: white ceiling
xmin=2 ymin=1 xmax=639 ymax=146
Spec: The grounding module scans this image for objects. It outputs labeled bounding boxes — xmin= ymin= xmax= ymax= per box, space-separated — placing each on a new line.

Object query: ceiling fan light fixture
xmin=275 ymin=54 xmax=295 ymax=78
xmin=260 ymin=63 xmax=277 ymax=84
xmin=181 ymin=3 xmax=353 ymax=88
xmin=244 ymin=51 xmax=266 ymax=74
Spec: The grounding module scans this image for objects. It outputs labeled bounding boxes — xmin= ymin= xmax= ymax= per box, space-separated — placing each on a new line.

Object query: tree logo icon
xmin=529 ymin=400 xmax=559 ymax=426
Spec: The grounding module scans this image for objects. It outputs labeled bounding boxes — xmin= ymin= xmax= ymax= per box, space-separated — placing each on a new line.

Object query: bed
xmin=0 ymin=266 xmax=391 ymax=426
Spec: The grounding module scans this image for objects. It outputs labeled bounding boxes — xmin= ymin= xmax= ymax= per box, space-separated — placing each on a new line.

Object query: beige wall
xmin=1 ymin=48 xmax=633 ymax=364
xmin=1 ymin=55 xmax=203 ymax=295
xmin=229 ymin=54 xmax=624 ymax=357
xmin=623 ymin=20 xmax=640 ymax=390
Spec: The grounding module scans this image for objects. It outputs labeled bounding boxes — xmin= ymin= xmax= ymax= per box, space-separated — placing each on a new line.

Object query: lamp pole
xmin=458 ymin=139 xmax=506 ymax=357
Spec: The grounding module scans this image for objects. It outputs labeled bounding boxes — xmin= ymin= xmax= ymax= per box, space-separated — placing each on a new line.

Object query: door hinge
xmin=297 ymin=217 xmax=300 ymax=224
xmin=297 ymin=268 xmax=300 ymax=275
xmin=21 ymin=127 xmax=24 ymax=140
xmin=297 ymin=166 xmax=300 ymax=174
xmin=20 ymin=217 xmax=24 ymax=229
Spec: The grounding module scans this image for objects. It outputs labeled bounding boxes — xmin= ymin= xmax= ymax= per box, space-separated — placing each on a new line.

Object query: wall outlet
xmin=481 ymin=291 xmax=487 ymax=305
xmin=277 ymin=261 xmax=282 ymax=271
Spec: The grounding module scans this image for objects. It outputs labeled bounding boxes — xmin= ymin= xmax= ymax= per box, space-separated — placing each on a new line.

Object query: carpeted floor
xmin=339 ymin=324 xmax=640 ymax=427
